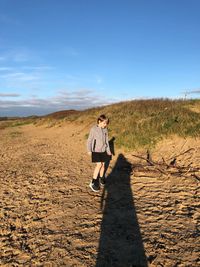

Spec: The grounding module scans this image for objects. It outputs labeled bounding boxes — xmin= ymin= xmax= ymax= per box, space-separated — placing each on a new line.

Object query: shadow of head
xmin=105 ymin=153 xmax=133 ymax=186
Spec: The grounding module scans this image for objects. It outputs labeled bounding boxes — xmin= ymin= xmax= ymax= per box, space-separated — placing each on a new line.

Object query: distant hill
xmin=0 ymin=116 xmax=20 ymax=121
xmin=44 ymin=109 xmax=80 ymax=119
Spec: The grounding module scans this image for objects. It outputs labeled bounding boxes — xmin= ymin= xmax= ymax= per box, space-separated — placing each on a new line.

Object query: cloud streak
xmin=182 ymin=89 xmax=200 ymax=95
xmin=0 ymin=89 xmax=115 ymax=117
xmin=0 ymin=66 xmax=53 ymax=89
xmin=185 ymin=89 xmax=200 ymax=94
xmin=0 ymin=72 xmax=40 ymax=82
xmin=0 ymin=56 xmax=6 ymax=61
xmin=0 ymin=67 xmax=13 ymax=71
xmin=0 ymin=93 xmax=21 ymax=97
xmin=0 ymin=47 xmax=37 ymax=63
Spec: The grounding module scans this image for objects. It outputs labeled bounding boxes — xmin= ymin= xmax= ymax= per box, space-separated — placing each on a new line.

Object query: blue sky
xmin=0 ymin=0 xmax=200 ymax=116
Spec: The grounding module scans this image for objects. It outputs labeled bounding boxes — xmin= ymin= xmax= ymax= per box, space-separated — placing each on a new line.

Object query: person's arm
xmin=105 ymin=129 xmax=111 ymax=155
xmin=87 ymin=127 xmax=94 ymax=153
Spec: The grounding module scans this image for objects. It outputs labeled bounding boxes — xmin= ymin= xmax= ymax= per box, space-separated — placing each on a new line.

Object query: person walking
xmin=87 ymin=114 xmax=112 ymax=192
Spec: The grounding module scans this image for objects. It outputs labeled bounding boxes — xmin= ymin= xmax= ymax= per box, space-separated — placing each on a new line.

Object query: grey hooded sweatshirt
xmin=87 ymin=125 xmax=111 ymax=154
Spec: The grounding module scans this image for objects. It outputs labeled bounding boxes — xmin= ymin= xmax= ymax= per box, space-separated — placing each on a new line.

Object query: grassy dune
xmin=59 ymin=98 xmax=200 ymax=149
xmin=1 ymin=98 xmax=200 ymax=149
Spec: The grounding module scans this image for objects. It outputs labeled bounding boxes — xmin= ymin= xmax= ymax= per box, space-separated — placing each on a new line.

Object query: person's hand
xmin=88 ymin=152 xmax=92 ymax=156
xmin=107 ymin=152 xmax=112 ymax=156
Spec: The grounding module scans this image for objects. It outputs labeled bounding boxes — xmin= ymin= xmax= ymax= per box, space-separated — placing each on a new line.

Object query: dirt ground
xmin=0 ymin=122 xmax=199 ymax=267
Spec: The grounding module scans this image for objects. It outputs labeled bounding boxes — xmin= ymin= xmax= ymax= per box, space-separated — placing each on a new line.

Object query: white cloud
xmin=58 ymin=89 xmax=94 ymax=97
xmin=183 ymin=89 xmax=200 ymax=95
xmin=0 ymin=89 xmax=116 ymax=116
xmin=95 ymin=75 xmax=103 ymax=84
xmin=62 ymin=73 xmax=104 ymax=86
xmin=21 ymin=66 xmax=53 ymax=71
xmin=0 ymin=67 xmax=13 ymax=71
xmin=0 ymin=63 xmax=54 ymax=92
xmin=0 ymin=93 xmax=21 ymax=97
xmin=0 ymin=48 xmax=36 ymax=63
xmin=0 ymin=72 xmax=39 ymax=81
xmin=0 ymin=56 xmax=6 ymax=61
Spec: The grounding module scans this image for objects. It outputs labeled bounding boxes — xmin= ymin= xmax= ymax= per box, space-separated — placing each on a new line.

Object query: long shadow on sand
xmin=96 ymin=154 xmax=148 ymax=267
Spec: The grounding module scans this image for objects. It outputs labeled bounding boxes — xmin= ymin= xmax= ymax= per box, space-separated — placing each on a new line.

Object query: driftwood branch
xmin=167 ymin=148 xmax=195 ymax=161
xmin=132 ymin=153 xmax=155 ymax=166
xmin=193 ymin=174 xmax=200 ymax=181
xmin=132 ymin=148 xmax=199 ymax=181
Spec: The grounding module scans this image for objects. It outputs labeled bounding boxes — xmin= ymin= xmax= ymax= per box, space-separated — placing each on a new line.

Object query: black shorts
xmin=92 ymin=151 xmax=108 ymax=163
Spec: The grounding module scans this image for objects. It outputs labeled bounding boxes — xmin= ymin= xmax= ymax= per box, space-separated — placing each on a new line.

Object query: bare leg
xmin=99 ymin=162 xmax=105 ymax=177
xmin=93 ymin=162 xmax=102 ymax=179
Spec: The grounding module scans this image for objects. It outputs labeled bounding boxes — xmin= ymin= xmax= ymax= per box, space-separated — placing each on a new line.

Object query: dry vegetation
xmin=2 ymin=98 xmax=199 ymax=150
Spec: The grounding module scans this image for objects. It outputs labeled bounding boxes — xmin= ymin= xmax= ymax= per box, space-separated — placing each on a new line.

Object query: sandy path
xmin=0 ymin=124 xmax=199 ymax=267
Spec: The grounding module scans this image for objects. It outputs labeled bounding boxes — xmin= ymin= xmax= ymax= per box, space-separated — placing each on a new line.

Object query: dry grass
xmin=1 ymin=98 xmax=200 ymax=149
xmin=73 ymin=98 xmax=200 ymax=149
